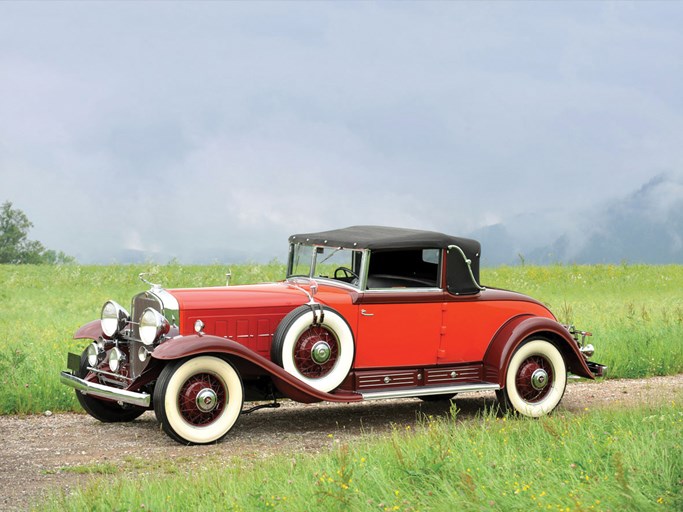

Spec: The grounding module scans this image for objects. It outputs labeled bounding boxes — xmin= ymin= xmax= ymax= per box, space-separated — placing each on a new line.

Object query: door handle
xmin=361 ymin=309 xmax=374 ymax=317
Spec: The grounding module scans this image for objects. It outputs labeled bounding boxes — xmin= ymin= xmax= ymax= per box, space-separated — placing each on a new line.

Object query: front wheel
xmin=497 ymin=338 xmax=567 ymax=417
xmin=154 ymin=356 xmax=244 ymax=445
xmin=75 ymin=349 xmax=146 ymax=423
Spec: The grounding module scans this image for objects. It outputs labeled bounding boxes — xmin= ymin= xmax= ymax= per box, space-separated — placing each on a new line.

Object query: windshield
xmin=288 ymin=244 xmax=364 ymax=287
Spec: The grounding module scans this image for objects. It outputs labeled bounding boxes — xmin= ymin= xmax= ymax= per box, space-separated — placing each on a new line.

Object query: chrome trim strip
xmin=155 ymin=287 xmax=180 ymax=311
xmin=358 ymin=249 xmax=369 ymax=291
xmin=60 ymin=371 xmax=150 ymax=408
xmin=361 ymin=383 xmax=499 ymax=401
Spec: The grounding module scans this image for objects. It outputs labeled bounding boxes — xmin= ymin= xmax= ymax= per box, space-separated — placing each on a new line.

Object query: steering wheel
xmin=334 ymin=267 xmax=359 ymax=281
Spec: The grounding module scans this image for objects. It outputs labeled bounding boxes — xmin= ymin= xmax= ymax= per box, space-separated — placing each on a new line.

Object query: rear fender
xmin=483 ymin=315 xmax=593 ymax=387
xmin=151 ymin=334 xmax=362 ymax=404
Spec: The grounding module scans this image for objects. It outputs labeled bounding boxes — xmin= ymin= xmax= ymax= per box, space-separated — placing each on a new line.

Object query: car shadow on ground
xmin=96 ymin=392 xmax=502 ymax=450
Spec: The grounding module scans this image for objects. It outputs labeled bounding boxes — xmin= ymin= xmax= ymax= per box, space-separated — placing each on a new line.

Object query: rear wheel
xmin=75 ymin=349 xmax=146 ymax=422
xmin=497 ymin=338 xmax=567 ymax=417
xmin=154 ymin=356 xmax=243 ymax=445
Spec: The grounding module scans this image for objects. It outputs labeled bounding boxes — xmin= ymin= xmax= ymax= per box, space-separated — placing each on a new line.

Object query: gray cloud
xmin=1 ymin=2 xmax=682 ymax=263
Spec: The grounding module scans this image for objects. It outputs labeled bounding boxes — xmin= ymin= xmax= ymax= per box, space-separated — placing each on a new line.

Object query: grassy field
xmin=0 ymin=263 xmax=682 ymax=415
xmin=39 ymin=399 xmax=683 ymax=511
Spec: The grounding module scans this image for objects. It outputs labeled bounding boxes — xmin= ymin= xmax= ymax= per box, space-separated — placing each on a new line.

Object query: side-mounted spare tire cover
xmin=271 ymin=305 xmax=355 ymax=393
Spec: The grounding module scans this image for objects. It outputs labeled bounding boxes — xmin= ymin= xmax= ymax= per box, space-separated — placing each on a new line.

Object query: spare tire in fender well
xmin=271 ymin=304 xmax=355 ymax=393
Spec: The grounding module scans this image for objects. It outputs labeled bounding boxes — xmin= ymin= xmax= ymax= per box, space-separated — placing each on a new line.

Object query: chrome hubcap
xmin=311 ymin=341 xmax=332 ymax=365
xmin=195 ymin=388 xmax=218 ymax=413
xmin=531 ymin=368 xmax=549 ymax=390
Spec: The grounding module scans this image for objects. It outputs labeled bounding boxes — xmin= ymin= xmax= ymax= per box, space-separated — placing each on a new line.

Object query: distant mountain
xmin=471 ymin=174 xmax=683 ymax=266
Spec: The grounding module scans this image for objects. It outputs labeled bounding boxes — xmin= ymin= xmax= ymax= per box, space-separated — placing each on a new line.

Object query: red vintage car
xmin=61 ymin=226 xmax=605 ymax=444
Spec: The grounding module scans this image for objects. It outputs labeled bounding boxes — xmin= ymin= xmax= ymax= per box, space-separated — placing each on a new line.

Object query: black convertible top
xmin=289 ymin=226 xmax=483 ymax=295
xmin=289 ymin=225 xmax=479 ymax=254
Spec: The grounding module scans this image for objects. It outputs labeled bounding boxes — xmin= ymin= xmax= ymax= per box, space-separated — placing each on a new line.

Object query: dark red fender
xmin=152 ymin=335 xmax=363 ymax=404
xmin=74 ymin=320 xmax=102 ymax=340
xmin=483 ymin=315 xmax=594 ymax=387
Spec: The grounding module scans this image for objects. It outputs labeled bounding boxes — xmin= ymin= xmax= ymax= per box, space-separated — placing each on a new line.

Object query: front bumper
xmin=60 ymin=371 xmax=151 ymax=408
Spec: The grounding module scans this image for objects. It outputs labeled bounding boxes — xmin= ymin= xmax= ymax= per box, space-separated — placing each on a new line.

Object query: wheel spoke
xmin=293 ymin=326 xmax=339 ymax=378
xmin=178 ymin=373 xmax=226 ymax=426
xmin=516 ymin=355 xmax=554 ymax=403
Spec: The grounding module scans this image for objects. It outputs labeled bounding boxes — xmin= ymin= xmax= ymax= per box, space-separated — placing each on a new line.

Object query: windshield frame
xmin=287 ymin=243 xmax=368 ymax=290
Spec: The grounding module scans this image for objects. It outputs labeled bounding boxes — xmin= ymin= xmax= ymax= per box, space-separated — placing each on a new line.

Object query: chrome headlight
xmin=86 ymin=342 xmax=104 ymax=367
xmin=138 ymin=345 xmax=150 ymax=362
xmin=139 ymin=308 xmax=170 ymax=346
xmin=101 ymin=301 xmax=130 ymax=338
xmin=109 ymin=347 xmax=125 ymax=373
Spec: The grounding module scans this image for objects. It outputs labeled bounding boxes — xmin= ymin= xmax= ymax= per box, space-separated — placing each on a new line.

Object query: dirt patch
xmin=1 ymin=374 xmax=681 ymax=511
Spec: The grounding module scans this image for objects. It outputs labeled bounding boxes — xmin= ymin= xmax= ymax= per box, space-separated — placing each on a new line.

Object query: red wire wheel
xmin=177 ymin=373 xmax=226 ymax=426
xmin=514 ymin=355 xmax=554 ymax=403
xmin=271 ymin=305 xmax=355 ymax=393
xmin=293 ymin=325 xmax=339 ymax=378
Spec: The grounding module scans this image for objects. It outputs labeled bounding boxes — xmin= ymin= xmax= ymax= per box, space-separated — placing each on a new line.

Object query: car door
xmin=354 ymin=291 xmax=443 ymax=368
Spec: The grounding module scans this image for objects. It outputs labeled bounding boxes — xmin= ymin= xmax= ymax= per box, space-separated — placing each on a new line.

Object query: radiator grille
xmin=128 ymin=292 xmax=163 ymax=378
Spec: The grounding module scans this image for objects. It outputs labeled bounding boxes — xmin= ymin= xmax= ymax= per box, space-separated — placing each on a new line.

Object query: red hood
xmin=165 ymin=281 xmax=357 ymax=342
xmin=167 ymin=282 xmax=309 ymax=311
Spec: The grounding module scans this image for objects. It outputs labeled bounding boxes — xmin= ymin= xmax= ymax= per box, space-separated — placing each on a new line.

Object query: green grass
xmin=39 ymin=399 xmax=683 ymax=511
xmin=484 ymin=265 xmax=683 ymax=378
xmin=0 ymin=263 xmax=682 ymax=415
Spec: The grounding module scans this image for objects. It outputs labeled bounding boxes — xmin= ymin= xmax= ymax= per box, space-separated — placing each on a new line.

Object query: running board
xmin=361 ymin=383 xmax=500 ymax=401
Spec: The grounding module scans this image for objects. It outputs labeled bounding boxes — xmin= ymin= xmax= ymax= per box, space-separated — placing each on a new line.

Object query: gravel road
xmin=1 ymin=374 xmax=681 ymax=511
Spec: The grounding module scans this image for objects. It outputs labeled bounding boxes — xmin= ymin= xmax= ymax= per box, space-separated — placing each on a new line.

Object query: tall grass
xmin=0 ymin=262 xmax=285 ymax=414
xmin=0 ymin=263 xmax=681 ymax=415
xmin=484 ymin=265 xmax=683 ymax=378
xmin=40 ymin=399 xmax=683 ymax=511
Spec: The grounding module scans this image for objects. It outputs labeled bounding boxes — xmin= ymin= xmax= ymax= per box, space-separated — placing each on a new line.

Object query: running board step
xmin=361 ymin=383 xmax=500 ymax=401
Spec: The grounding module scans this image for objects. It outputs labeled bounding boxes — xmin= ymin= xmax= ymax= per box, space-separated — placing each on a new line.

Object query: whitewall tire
xmin=499 ymin=338 xmax=567 ymax=417
xmin=271 ymin=305 xmax=354 ymax=393
xmin=154 ymin=356 xmax=243 ymax=445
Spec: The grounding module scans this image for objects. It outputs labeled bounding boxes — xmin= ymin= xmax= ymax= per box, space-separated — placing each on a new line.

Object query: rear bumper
xmin=60 ymin=371 xmax=151 ymax=408
xmin=587 ymin=361 xmax=608 ymax=378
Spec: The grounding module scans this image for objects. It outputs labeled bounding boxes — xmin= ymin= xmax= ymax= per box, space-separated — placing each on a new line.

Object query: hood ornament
xmin=139 ymin=272 xmax=161 ymax=289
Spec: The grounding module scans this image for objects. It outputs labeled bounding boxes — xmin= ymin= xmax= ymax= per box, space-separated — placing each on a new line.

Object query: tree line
xmin=0 ymin=201 xmax=74 ymax=264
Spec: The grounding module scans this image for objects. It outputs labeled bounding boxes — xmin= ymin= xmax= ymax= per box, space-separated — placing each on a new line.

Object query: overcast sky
xmin=1 ymin=1 xmax=682 ymax=263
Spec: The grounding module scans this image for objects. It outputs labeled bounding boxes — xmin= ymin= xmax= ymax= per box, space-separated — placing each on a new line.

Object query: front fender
xmin=152 ymin=334 xmax=362 ymax=405
xmin=483 ymin=315 xmax=594 ymax=387
xmin=74 ymin=320 xmax=102 ymax=340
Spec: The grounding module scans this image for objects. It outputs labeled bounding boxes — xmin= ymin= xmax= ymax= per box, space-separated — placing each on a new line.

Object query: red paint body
xmin=155 ymin=281 xmax=593 ymax=394
xmin=72 ymin=280 xmax=593 ymax=402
